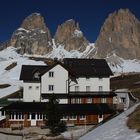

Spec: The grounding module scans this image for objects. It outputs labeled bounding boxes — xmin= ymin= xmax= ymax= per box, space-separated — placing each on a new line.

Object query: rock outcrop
xmin=95 ymin=9 xmax=140 ymax=59
xmin=9 ymin=13 xmax=52 ymax=55
xmin=54 ymin=19 xmax=89 ymax=52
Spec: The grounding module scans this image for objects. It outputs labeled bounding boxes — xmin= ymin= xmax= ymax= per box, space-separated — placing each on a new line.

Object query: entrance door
xmin=31 ymin=113 xmax=36 ymax=126
xmin=98 ymin=114 xmax=103 ymax=123
xmin=31 ymin=120 xmax=36 ymax=126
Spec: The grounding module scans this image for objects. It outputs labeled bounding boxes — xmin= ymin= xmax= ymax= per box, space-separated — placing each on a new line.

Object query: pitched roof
xmin=2 ymin=102 xmax=115 ymax=115
xmin=20 ymin=62 xmax=69 ymax=82
xmin=20 ymin=58 xmax=113 ymax=81
xmin=63 ymin=58 xmax=113 ymax=77
xmin=20 ymin=65 xmax=48 ymax=82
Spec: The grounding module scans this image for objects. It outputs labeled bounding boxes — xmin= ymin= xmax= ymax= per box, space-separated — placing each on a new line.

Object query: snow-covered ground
xmin=0 ymin=47 xmax=45 ymax=85
xmin=0 ymin=133 xmax=22 ymax=140
xmin=106 ymin=54 xmax=140 ymax=73
xmin=79 ymin=103 xmax=140 ymax=140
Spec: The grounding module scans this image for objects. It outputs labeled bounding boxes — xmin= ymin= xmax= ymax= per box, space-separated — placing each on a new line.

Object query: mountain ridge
xmin=0 ymin=9 xmax=140 ymax=72
xmin=95 ymin=8 xmax=140 ymax=59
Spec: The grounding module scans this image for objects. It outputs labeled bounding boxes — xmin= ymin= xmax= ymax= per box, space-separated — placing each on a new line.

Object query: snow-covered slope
xmin=46 ymin=41 xmax=95 ymax=59
xmin=79 ymin=103 xmax=140 ymax=140
xmin=0 ymin=46 xmax=140 ymax=99
xmin=47 ymin=41 xmax=140 ymax=73
xmin=0 ymin=85 xmax=20 ymax=99
xmin=0 ymin=47 xmax=45 ymax=86
xmin=106 ymin=54 xmax=140 ymax=73
xmin=0 ymin=46 xmax=140 ymax=87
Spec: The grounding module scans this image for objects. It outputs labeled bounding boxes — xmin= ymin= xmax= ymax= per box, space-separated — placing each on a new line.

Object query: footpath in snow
xmin=79 ymin=103 xmax=140 ymax=140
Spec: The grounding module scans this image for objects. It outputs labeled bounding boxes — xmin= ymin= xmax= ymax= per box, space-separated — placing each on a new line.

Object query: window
xmin=2 ymin=111 xmax=5 ymax=116
xmin=99 ymin=86 xmax=103 ymax=91
xmin=43 ymin=114 xmax=47 ymax=120
xmin=69 ymin=115 xmax=77 ymax=120
xmin=71 ymin=98 xmax=81 ymax=104
xmin=75 ymin=86 xmax=79 ymax=92
xmin=78 ymin=98 xmax=81 ymax=104
xmin=75 ymin=98 xmax=78 ymax=103
xmin=71 ymin=98 xmax=75 ymax=104
xmin=61 ymin=116 xmax=68 ymax=120
xmin=31 ymin=113 xmax=36 ymax=120
xmin=48 ymin=85 xmax=54 ymax=91
xmin=18 ymin=113 xmax=21 ymax=119
xmin=99 ymin=114 xmax=103 ymax=118
xmin=34 ymin=72 xmax=40 ymax=79
xmin=49 ymin=71 xmax=54 ymax=77
xmin=27 ymin=113 xmax=30 ymax=119
xmin=101 ymin=98 xmax=106 ymax=103
xmin=87 ymin=98 xmax=92 ymax=103
xmin=9 ymin=113 xmax=12 ymax=119
xmin=29 ymin=86 xmax=32 ymax=90
xmin=22 ymin=113 xmax=24 ymax=119
xmin=10 ymin=113 xmax=14 ymax=120
xmin=37 ymin=113 xmax=40 ymax=120
xmin=121 ymin=97 xmax=126 ymax=103
xmin=36 ymin=86 xmax=39 ymax=90
xmin=86 ymin=86 xmax=90 ymax=92
xmin=40 ymin=113 xmax=43 ymax=119
xmin=79 ymin=115 xmax=86 ymax=120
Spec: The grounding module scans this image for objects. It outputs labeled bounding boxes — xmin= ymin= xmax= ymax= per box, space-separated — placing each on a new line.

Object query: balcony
xmin=69 ymin=91 xmax=116 ymax=97
xmin=41 ymin=91 xmax=116 ymax=99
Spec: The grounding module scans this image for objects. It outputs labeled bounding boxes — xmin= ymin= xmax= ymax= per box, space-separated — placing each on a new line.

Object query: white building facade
xmin=70 ymin=77 xmax=110 ymax=92
xmin=21 ymin=59 xmax=113 ymax=103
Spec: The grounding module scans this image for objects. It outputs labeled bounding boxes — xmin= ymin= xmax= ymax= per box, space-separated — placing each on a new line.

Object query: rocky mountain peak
xmin=9 ymin=13 xmax=52 ymax=55
xmin=21 ymin=13 xmax=47 ymax=31
xmin=95 ymin=9 xmax=140 ymax=59
xmin=54 ymin=19 xmax=89 ymax=52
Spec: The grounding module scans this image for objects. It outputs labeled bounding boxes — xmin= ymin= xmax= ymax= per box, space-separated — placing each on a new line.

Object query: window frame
xmin=87 ymin=98 xmax=92 ymax=103
xmin=49 ymin=71 xmax=54 ymax=78
xmin=75 ymin=86 xmax=79 ymax=92
xmin=99 ymin=86 xmax=103 ymax=91
xmin=79 ymin=115 xmax=86 ymax=120
xmin=101 ymin=98 xmax=107 ymax=103
xmin=48 ymin=85 xmax=54 ymax=91
xmin=69 ymin=115 xmax=77 ymax=120
xmin=86 ymin=86 xmax=90 ymax=92
xmin=36 ymin=86 xmax=39 ymax=90
xmin=61 ymin=116 xmax=68 ymax=120
xmin=29 ymin=86 xmax=32 ymax=90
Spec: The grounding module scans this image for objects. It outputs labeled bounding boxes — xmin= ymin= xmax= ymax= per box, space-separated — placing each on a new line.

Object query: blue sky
xmin=0 ymin=0 xmax=140 ymax=43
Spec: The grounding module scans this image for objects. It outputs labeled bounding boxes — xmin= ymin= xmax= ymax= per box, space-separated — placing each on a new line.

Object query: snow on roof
xmin=79 ymin=103 xmax=140 ymax=140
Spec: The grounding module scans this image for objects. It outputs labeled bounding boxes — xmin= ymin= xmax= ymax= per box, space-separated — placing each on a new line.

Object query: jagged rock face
xmin=0 ymin=40 xmax=10 ymax=51
xmin=95 ymin=9 xmax=140 ymax=59
xmin=54 ymin=19 xmax=89 ymax=52
xmin=10 ymin=13 xmax=52 ymax=55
